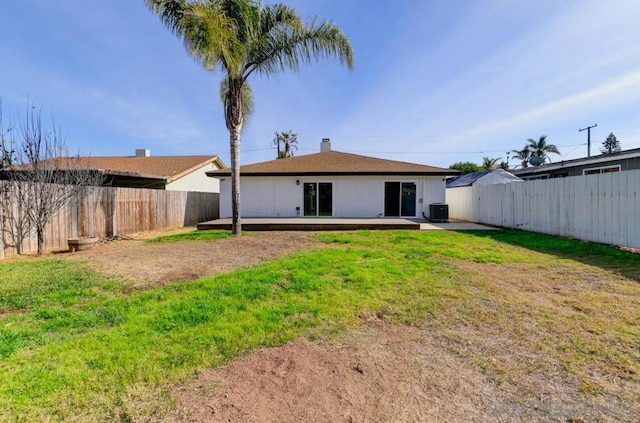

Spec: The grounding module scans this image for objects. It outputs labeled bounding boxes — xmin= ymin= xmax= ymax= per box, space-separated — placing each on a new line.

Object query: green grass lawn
xmin=1 ymin=229 xmax=638 ymax=421
xmin=146 ymin=229 xmax=234 ymax=243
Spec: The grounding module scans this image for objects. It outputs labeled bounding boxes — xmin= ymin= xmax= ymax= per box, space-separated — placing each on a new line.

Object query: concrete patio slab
xmin=197 ymin=218 xmax=496 ymax=232
xmin=419 ymin=222 xmax=499 ymax=231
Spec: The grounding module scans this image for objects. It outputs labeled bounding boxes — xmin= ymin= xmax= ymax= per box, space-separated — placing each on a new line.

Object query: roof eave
xmin=512 ymin=149 xmax=640 ymax=175
xmin=96 ymin=169 xmax=166 ymax=181
xmin=207 ymin=170 xmax=457 ymax=178
xmin=165 ymin=156 xmax=225 ymax=183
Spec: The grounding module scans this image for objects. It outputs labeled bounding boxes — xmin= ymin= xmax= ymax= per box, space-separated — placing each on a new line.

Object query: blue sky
xmin=2 ymin=0 xmax=640 ymax=168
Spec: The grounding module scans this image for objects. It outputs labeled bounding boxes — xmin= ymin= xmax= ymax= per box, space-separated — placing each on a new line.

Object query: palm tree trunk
xmin=229 ymin=125 xmax=241 ymax=235
xmin=224 ymin=76 xmax=244 ymax=235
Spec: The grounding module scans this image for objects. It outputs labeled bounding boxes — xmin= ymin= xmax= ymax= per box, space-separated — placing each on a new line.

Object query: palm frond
xmin=481 ymin=156 xmax=501 ymax=170
xmin=527 ymin=135 xmax=560 ymax=157
xmin=511 ymin=147 xmax=531 ymax=160
xmin=182 ymin=3 xmax=242 ymax=70
xmin=259 ymin=4 xmax=303 ymax=34
xmin=144 ymin=0 xmax=186 ymax=35
xmin=146 ymin=1 xmax=243 ymax=72
xmin=244 ymin=16 xmax=354 ymax=79
xmin=218 ymin=0 xmax=259 ymax=44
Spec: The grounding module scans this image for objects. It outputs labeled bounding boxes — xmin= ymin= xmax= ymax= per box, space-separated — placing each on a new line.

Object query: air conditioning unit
xmin=428 ymin=203 xmax=449 ymax=223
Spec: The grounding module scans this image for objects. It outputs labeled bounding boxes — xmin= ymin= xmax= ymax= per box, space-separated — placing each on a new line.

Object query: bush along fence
xmin=0 ymin=182 xmax=219 ymax=258
xmin=446 ymin=169 xmax=640 ymax=250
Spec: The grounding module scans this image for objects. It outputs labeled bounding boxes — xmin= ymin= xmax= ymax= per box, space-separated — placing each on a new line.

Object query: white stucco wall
xmin=217 ymin=175 xmax=446 ymax=218
xmin=166 ymin=163 xmax=221 ymax=193
xmin=422 ymin=175 xmax=447 ymax=218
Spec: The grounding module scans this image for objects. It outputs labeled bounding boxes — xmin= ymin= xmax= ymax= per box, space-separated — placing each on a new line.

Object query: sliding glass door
xmin=384 ymin=182 xmax=416 ymax=217
xmin=303 ymin=182 xmax=332 ymax=216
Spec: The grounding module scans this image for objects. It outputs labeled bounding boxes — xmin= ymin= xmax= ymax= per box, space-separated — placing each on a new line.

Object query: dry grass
xmin=61 ymin=229 xmax=322 ymax=288
xmin=424 ymin=256 xmax=639 ymax=421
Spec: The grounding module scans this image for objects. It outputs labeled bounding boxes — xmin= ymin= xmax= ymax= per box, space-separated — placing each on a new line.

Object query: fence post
xmin=110 ymin=188 xmax=117 ymax=237
xmin=0 ymin=182 xmax=4 ymax=259
xmin=88 ymin=189 xmax=95 ymax=237
xmin=70 ymin=191 xmax=78 ymax=238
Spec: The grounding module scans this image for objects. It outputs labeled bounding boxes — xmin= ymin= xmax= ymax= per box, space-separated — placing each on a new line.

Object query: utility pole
xmin=579 ymin=124 xmax=597 ymax=157
xmin=273 ymin=132 xmax=281 ymax=159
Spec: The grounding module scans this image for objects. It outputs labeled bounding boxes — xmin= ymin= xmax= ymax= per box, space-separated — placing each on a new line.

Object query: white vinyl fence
xmin=446 ymin=169 xmax=640 ymax=249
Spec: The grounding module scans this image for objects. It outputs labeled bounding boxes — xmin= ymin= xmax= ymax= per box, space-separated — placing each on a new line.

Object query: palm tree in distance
xmin=146 ymin=0 xmax=354 ymax=234
xmin=511 ymin=146 xmax=532 ymax=169
xmin=527 ymin=135 xmax=560 ymax=164
xmin=481 ymin=156 xmax=501 ymax=170
xmin=273 ymin=130 xmax=298 ymax=159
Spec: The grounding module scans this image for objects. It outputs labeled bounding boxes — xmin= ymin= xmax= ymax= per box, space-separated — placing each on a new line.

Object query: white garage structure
xmin=208 ymin=140 xmax=457 ymax=219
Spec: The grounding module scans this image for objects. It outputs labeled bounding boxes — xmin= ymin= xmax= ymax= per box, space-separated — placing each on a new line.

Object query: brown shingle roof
xmin=56 ymin=155 xmax=226 ymax=183
xmin=207 ymin=151 xmax=457 ymax=177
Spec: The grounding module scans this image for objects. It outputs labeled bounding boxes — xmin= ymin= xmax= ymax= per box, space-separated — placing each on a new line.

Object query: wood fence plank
xmin=1 ymin=183 xmax=218 ymax=258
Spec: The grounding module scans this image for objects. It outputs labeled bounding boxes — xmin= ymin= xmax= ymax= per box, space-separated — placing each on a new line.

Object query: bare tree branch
xmin=1 ymin=102 xmax=104 ymax=254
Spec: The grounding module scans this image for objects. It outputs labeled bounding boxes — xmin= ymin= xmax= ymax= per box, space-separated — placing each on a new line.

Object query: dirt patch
xmin=154 ymin=317 xmax=633 ymax=423
xmin=62 ymin=231 xmax=321 ymax=289
xmin=164 ymin=319 xmax=502 ymax=423
xmin=57 ymin=230 xmax=637 ymax=422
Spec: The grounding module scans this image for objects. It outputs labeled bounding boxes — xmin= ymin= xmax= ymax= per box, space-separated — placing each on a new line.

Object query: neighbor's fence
xmin=446 ymin=169 xmax=640 ymax=249
xmin=0 ymin=182 xmax=219 ymax=258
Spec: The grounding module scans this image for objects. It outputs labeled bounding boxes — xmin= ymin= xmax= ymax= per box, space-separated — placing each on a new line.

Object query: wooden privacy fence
xmin=446 ymin=169 xmax=640 ymax=249
xmin=0 ymin=182 xmax=219 ymax=258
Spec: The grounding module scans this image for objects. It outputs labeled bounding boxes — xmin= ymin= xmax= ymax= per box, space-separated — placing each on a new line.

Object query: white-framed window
xmin=583 ymin=165 xmax=621 ymax=175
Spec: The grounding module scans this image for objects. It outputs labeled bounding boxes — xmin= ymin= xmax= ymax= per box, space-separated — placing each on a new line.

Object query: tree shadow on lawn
xmin=461 ymin=229 xmax=640 ymax=284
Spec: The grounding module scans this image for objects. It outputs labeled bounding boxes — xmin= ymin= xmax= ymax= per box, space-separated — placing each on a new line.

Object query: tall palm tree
xmin=146 ymin=0 xmax=354 ymax=234
xmin=527 ymin=135 xmax=560 ymax=164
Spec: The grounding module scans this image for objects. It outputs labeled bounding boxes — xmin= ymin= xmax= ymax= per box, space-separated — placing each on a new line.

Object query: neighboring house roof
xmin=50 ymin=155 xmax=227 ymax=183
xmin=207 ymin=150 xmax=457 ymax=177
xmin=512 ymin=147 xmax=640 ymax=178
xmin=447 ymin=169 xmax=523 ymax=188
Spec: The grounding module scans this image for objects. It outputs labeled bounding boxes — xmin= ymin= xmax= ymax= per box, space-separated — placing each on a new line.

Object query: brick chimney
xmin=320 ymin=138 xmax=331 ymax=152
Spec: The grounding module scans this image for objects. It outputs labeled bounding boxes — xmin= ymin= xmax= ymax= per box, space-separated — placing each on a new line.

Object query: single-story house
xmin=446 ymin=169 xmax=523 ymax=188
xmin=31 ymin=149 xmax=227 ymax=192
xmin=207 ymin=139 xmax=459 ymax=219
xmin=512 ymin=147 xmax=640 ymax=180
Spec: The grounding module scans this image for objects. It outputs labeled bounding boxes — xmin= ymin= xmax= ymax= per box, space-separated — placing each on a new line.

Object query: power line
xmin=244 ymin=143 xmax=588 ymax=156
xmin=299 ymin=143 xmax=586 ymax=156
